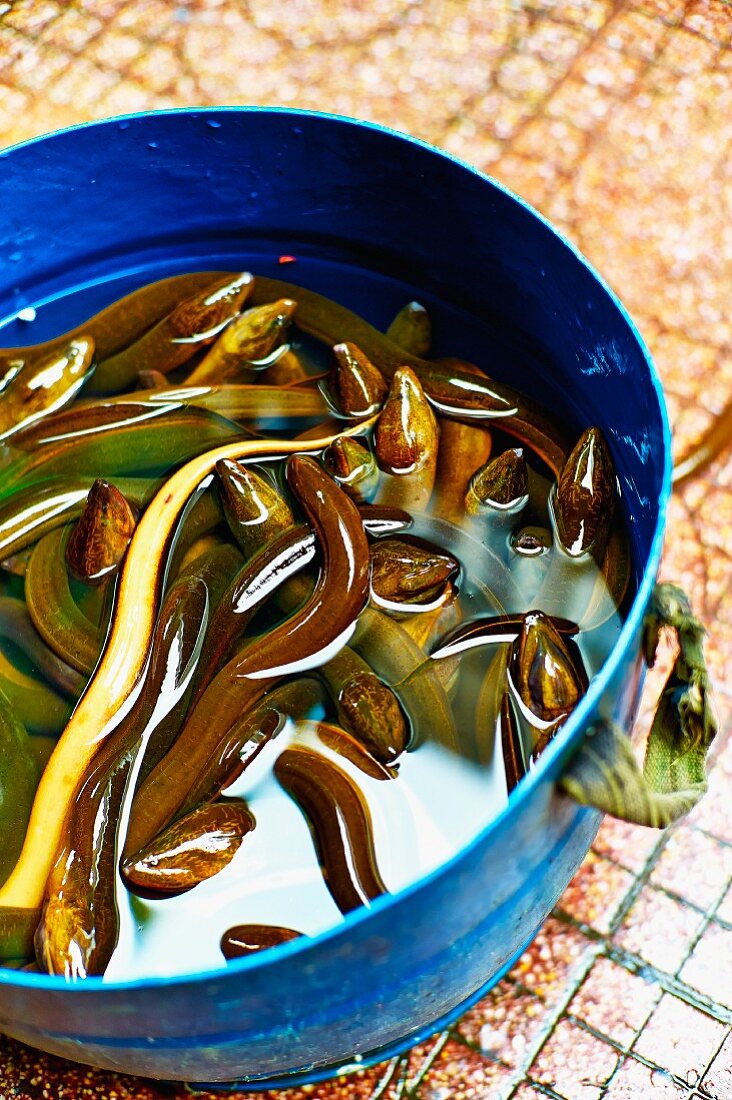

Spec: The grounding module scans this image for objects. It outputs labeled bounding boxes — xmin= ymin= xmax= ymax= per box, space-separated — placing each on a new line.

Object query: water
xmin=107 ymin=723 xmax=508 ymax=981
xmin=0 ymin=258 xmax=629 ymax=980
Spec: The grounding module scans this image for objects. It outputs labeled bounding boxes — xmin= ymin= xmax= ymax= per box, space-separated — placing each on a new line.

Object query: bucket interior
xmin=0 ymin=110 xmax=668 ymax=588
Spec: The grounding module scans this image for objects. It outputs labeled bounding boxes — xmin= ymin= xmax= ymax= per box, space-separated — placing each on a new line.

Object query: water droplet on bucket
xmin=17 ymin=307 xmax=36 ymax=323
xmin=148 ymin=141 xmax=158 ymax=150
xmin=206 ymin=119 xmax=222 ymax=129
xmin=118 ymin=121 xmax=130 ymax=131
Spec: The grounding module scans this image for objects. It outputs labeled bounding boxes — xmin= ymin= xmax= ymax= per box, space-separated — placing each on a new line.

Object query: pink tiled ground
xmin=680 ymin=923 xmax=732 ymax=1008
xmin=1 ymin=2 xmax=731 ymax=1098
xmin=703 ymin=1033 xmax=732 ymax=1100
xmin=605 ymin=1060 xmax=690 ymax=1099
xmin=716 ymin=884 xmax=732 ymax=927
xmin=556 ymin=851 xmax=636 ymax=934
xmin=530 ymin=1018 xmax=621 ymax=1099
xmin=569 ymin=958 xmax=661 ymax=1047
xmin=650 ymin=827 xmax=732 ymax=912
xmin=633 ymin=996 xmax=727 ymax=1087
xmin=614 ymin=886 xmax=706 ymax=975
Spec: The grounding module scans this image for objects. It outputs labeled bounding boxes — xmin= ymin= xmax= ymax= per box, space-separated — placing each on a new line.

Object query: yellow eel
xmin=0 ymin=420 xmax=374 ymax=912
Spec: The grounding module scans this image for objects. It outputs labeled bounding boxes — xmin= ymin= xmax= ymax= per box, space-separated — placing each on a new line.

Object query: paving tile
xmin=0 ymin=24 xmax=27 ymax=72
xmin=245 ymin=0 xmax=421 ymax=48
xmin=569 ymin=957 xmax=661 ymax=1048
xmin=567 ymin=83 xmax=732 ymax=350
xmin=603 ymin=1057 xmax=690 ymax=1098
xmin=716 ymin=882 xmax=732 ymax=927
xmin=688 ymin=745 xmax=732 ymax=848
xmin=463 ymin=87 xmax=543 ymax=145
xmin=573 ymin=39 xmax=648 ymax=91
xmin=702 ymin=1031 xmax=732 ymax=1100
xmin=633 ymin=995 xmax=727 ymax=1087
xmin=83 ymin=25 xmax=149 ymax=68
xmin=73 ymin=0 xmax=129 ymax=16
xmin=441 ymin=122 xmax=503 ymax=167
xmin=544 ymin=74 xmax=618 ymax=128
xmin=496 ymin=48 xmax=563 ymax=100
xmin=493 ymin=154 xmax=581 ymax=223
xmin=602 ymin=8 xmax=673 ymax=61
xmin=113 ymin=0 xmax=179 ymax=36
xmin=591 ymin=815 xmax=661 ymax=875
xmin=0 ymin=80 xmax=30 ymax=138
xmin=538 ymin=0 xmax=615 ymax=32
xmin=2 ymin=38 xmax=70 ymax=93
xmin=42 ymin=4 xmax=103 ymax=51
xmin=128 ymin=42 xmax=189 ymax=93
xmin=509 ymin=916 xmax=596 ymax=1006
xmin=510 ymin=115 xmax=588 ymax=174
xmin=44 ymin=55 xmax=118 ymax=109
xmin=94 ymin=77 xmax=159 ymax=116
xmin=657 ymin=24 xmax=724 ymax=74
xmin=652 ymin=332 xmax=729 ymax=405
xmin=416 ymin=1037 xmax=516 ymax=1100
xmin=512 ymin=1087 xmax=550 ymax=1100
xmin=680 ymin=922 xmax=732 ymax=1009
xmin=682 ymin=0 xmax=732 ymax=44
xmin=634 ymin=0 xmax=688 ymax=20
xmin=523 ymin=12 xmax=591 ymax=67
xmin=651 ymin=332 xmax=731 ymax=463
xmin=457 ymin=982 xmax=546 ymax=1068
xmin=0 ymin=99 xmax=74 ymax=148
xmin=615 ymin=885 xmax=705 ymax=974
xmin=557 ymin=850 xmax=635 ymax=934
xmin=650 ymin=827 xmax=732 ymax=912
xmin=529 ymin=1018 xmax=620 ymax=1099
xmin=3 ymin=0 xmax=64 ymax=33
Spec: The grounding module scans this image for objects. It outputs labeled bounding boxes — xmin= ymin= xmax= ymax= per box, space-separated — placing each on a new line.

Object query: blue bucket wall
xmin=0 ymin=109 xmax=670 ymax=1085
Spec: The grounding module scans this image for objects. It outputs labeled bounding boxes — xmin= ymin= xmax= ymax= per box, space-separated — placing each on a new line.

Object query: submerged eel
xmin=125 ymin=454 xmax=371 ymax=853
xmin=0 ymin=271 xmax=229 ymax=363
xmin=251 ymin=277 xmax=570 ymax=475
xmin=2 ymin=272 xmax=568 ymax=471
xmin=0 ymin=421 xmax=374 ymax=913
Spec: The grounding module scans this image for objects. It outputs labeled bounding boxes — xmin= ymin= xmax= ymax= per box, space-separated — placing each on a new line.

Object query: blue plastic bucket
xmin=0 ymin=108 xmax=671 ymax=1087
